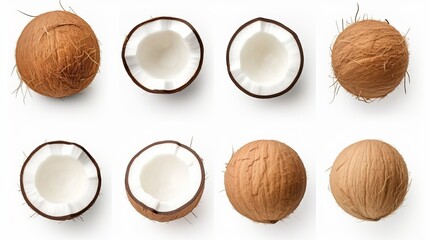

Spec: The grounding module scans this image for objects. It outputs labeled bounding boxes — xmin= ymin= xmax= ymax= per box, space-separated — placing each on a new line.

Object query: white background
xmin=0 ymin=0 xmax=425 ymax=239
xmin=316 ymin=1 xmax=429 ymax=239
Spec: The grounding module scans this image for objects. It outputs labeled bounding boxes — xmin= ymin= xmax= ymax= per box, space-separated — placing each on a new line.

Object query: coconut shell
xmin=16 ymin=11 xmax=100 ymax=98
xmin=224 ymin=140 xmax=306 ymax=223
xmin=330 ymin=140 xmax=408 ymax=221
xmin=331 ymin=20 xmax=408 ymax=100
xmin=126 ymin=185 xmax=204 ymax=222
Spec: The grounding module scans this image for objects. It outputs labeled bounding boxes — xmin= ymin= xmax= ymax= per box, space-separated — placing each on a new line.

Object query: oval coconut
xmin=330 ymin=139 xmax=408 ymax=221
xmin=224 ymin=140 xmax=306 ymax=223
xmin=16 ymin=11 xmax=100 ymax=98
xmin=332 ymin=20 xmax=408 ymax=100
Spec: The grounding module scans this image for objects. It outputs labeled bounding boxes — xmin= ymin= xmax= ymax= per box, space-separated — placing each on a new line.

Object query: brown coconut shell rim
xmin=20 ymin=140 xmax=102 ymax=221
xmin=121 ymin=16 xmax=204 ymax=94
xmin=125 ymin=140 xmax=205 ymax=217
xmin=226 ymin=17 xmax=304 ymax=99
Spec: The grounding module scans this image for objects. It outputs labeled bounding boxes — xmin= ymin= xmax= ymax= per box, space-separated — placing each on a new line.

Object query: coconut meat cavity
xmin=35 ymin=155 xmax=88 ymax=204
xmin=137 ymin=30 xmax=190 ymax=79
xmin=20 ymin=141 xmax=101 ymax=220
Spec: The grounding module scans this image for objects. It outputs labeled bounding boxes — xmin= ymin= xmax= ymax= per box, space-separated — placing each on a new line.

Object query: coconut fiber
xmin=16 ymin=11 xmax=100 ymax=98
xmin=330 ymin=139 xmax=408 ymax=221
xmin=332 ymin=20 xmax=408 ymax=100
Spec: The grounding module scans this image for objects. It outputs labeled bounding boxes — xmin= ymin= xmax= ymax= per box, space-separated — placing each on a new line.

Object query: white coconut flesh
xmin=21 ymin=143 xmax=100 ymax=218
xmin=228 ymin=19 xmax=303 ymax=97
xmin=127 ymin=142 xmax=202 ymax=212
xmin=123 ymin=18 xmax=202 ymax=92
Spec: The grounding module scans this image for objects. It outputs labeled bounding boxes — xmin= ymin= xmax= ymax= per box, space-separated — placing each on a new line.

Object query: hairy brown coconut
xmin=224 ymin=140 xmax=306 ymax=223
xmin=330 ymin=140 xmax=408 ymax=221
xmin=331 ymin=20 xmax=409 ymax=100
xmin=16 ymin=11 xmax=100 ymax=98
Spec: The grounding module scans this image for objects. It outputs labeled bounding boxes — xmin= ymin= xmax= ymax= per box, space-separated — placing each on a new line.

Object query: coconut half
xmin=125 ymin=140 xmax=205 ymax=222
xmin=122 ymin=17 xmax=204 ymax=93
xmin=227 ymin=18 xmax=304 ymax=98
xmin=20 ymin=141 xmax=101 ymax=221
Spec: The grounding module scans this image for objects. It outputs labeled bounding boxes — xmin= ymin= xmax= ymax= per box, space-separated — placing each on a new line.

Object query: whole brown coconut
xmin=330 ymin=140 xmax=408 ymax=221
xmin=331 ymin=20 xmax=408 ymax=100
xmin=16 ymin=11 xmax=100 ymax=98
xmin=224 ymin=140 xmax=306 ymax=223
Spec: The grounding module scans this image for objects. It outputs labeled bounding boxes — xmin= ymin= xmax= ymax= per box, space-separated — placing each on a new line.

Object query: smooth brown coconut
xmin=330 ymin=140 xmax=408 ymax=221
xmin=16 ymin=11 xmax=100 ymax=98
xmin=331 ymin=20 xmax=408 ymax=100
xmin=224 ymin=140 xmax=306 ymax=223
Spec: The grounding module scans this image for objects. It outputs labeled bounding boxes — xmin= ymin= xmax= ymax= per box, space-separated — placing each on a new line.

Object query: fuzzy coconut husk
xmin=16 ymin=11 xmax=100 ymax=98
xmin=331 ymin=20 xmax=408 ymax=100
xmin=224 ymin=140 xmax=306 ymax=223
xmin=329 ymin=140 xmax=408 ymax=221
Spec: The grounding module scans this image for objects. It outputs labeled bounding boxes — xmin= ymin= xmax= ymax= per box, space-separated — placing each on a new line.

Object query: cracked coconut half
xmin=125 ymin=140 xmax=205 ymax=222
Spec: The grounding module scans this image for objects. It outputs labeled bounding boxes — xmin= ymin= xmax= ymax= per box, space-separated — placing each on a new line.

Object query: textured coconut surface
xmin=16 ymin=11 xmax=100 ymax=98
xmin=224 ymin=140 xmax=306 ymax=223
xmin=330 ymin=139 xmax=408 ymax=221
xmin=332 ymin=20 xmax=408 ymax=100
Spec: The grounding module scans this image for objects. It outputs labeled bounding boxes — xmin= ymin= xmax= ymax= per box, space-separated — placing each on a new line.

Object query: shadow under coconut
xmin=279 ymin=71 xmax=309 ymax=103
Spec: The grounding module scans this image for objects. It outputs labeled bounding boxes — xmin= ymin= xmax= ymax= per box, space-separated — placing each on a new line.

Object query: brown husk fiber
xmin=331 ymin=20 xmax=408 ymax=100
xmin=224 ymin=140 xmax=306 ymax=223
xmin=16 ymin=11 xmax=100 ymax=98
xmin=330 ymin=140 xmax=408 ymax=221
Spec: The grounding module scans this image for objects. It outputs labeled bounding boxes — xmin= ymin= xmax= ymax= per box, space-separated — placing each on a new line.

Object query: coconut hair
xmin=330 ymin=5 xmax=409 ymax=102
xmin=329 ymin=140 xmax=409 ymax=221
xmin=15 ymin=10 xmax=100 ymax=98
